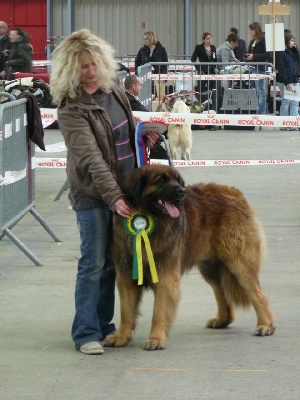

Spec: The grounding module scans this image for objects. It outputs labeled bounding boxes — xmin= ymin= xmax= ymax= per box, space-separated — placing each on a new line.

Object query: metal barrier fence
xmin=115 ymin=55 xmax=193 ymax=74
xmin=136 ymin=61 xmax=277 ymax=119
xmin=0 ymin=94 xmax=61 ymax=266
xmin=117 ymin=70 xmax=129 ymax=87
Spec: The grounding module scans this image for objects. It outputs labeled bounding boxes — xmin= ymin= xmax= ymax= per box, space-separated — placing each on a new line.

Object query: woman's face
xmin=80 ymin=53 xmax=98 ymax=87
xmin=249 ymin=28 xmax=255 ymax=38
xmin=288 ymin=38 xmax=295 ymax=48
xmin=203 ymin=35 xmax=212 ymax=46
xmin=229 ymin=40 xmax=238 ymax=49
xmin=143 ymin=36 xmax=151 ymax=47
xmin=9 ymin=30 xmax=21 ymax=43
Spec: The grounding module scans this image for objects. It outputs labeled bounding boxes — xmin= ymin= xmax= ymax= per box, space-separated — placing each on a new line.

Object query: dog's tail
xmin=221 ymin=267 xmax=251 ymax=308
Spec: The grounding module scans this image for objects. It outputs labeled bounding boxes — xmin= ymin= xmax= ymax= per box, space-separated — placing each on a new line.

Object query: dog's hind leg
xmin=144 ymin=269 xmax=181 ymax=351
xmin=103 ymin=273 xmax=143 ymax=347
xmin=199 ymin=261 xmax=235 ymax=328
xmin=183 ymin=148 xmax=191 ymax=161
xmin=226 ymin=260 xmax=275 ymax=336
xmin=247 ymin=281 xmax=275 ymax=336
xmin=170 ymin=146 xmax=178 ymax=161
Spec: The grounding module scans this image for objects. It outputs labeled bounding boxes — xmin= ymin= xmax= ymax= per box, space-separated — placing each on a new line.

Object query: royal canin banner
xmin=133 ymin=111 xmax=300 ymax=130
xmin=150 ymin=73 xmax=271 ymax=81
xmin=40 ymin=108 xmax=300 ymax=130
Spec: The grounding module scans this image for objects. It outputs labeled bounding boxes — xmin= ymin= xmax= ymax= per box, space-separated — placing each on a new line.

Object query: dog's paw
xmin=144 ymin=338 xmax=166 ymax=351
xmin=206 ymin=317 xmax=232 ymax=329
xmin=102 ymin=332 xmax=131 ymax=347
xmin=255 ymin=324 xmax=275 ymax=336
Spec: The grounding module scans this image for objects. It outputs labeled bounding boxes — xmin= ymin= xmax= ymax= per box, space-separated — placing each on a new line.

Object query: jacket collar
xmin=58 ymin=89 xmax=101 ymax=110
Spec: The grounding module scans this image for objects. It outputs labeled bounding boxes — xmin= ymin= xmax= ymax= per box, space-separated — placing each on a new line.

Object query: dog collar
xmin=124 ymin=212 xmax=158 ymax=285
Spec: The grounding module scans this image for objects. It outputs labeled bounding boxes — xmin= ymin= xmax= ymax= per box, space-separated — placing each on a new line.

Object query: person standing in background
xmin=5 ymin=27 xmax=33 ymax=79
xmin=244 ymin=22 xmax=269 ymax=115
xmin=191 ymin=32 xmax=218 ymax=118
xmin=135 ymin=31 xmax=168 ymax=102
xmin=228 ymin=27 xmax=247 ymax=62
xmin=275 ymin=32 xmax=300 ymax=130
xmin=0 ymin=21 xmax=11 ymax=79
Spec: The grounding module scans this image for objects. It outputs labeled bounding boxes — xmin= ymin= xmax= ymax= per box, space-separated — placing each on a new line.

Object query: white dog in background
xmin=168 ymin=100 xmax=192 ymax=161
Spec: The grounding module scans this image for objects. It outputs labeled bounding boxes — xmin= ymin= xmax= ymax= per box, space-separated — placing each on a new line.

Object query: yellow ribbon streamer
xmin=135 ymin=229 xmax=159 ymax=285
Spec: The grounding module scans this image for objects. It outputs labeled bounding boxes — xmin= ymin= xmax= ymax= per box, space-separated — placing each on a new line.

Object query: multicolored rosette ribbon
xmin=135 ymin=121 xmax=170 ymax=167
xmin=124 ymin=212 xmax=158 ymax=285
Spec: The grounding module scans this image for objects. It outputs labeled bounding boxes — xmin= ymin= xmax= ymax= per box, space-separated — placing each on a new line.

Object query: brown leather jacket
xmin=57 ymin=83 xmax=137 ymax=211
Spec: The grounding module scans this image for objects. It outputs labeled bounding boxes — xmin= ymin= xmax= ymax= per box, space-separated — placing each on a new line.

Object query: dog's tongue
xmin=164 ymin=201 xmax=180 ymax=218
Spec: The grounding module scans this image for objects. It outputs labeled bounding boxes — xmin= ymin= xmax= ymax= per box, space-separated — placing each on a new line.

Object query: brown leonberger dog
xmin=104 ymin=165 xmax=275 ymax=351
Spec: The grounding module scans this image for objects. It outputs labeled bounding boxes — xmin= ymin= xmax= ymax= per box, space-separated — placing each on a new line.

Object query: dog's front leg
xmin=144 ymin=269 xmax=181 ymax=351
xmin=103 ymin=273 xmax=142 ymax=347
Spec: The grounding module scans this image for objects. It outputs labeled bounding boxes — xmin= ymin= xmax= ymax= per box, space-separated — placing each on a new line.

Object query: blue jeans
xmin=72 ymin=208 xmax=116 ymax=349
xmin=277 ymin=81 xmax=300 ymax=116
xmin=252 ymin=68 xmax=266 ymax=114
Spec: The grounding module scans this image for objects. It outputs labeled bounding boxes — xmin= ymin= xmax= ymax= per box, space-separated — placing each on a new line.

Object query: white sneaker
xmin=79 ymin=341 xmax=104 ymax=355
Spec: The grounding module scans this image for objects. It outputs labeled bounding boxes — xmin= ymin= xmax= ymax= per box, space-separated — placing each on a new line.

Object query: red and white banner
xmin=40 ymin=108 xmax=58 ymax=128
xmin=150 ymin=73 xmax=270 ymax=81
xmin=34 ymin=157 xmax=67 ymax=168
xmin=151 ymin=159 xmax=300 ymax=167
xmin=40 ymin=108 xmax=300 ymax=130
xmin=33 ymin=157 xmax=300 ymax=169
xmin=133 ymin=111 xmax=300 ymax=129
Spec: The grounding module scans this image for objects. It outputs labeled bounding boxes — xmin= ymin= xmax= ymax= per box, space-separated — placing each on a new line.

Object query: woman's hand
xmin=146 ymin=131 xmax=160 ymax=147
xmin=114 ymin=198 xmax=133 ymax=218
xmin=285 ymin=84 xmax=295 ymax=93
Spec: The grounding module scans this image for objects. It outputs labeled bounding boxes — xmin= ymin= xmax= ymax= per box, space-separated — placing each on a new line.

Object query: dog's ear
xmin=122 ymin=168 xmax=147 ymax=207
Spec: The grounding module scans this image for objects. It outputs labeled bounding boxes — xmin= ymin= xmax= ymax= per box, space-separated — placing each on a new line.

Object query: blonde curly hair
xmin=50 ymin=29 xmax=118 ymax=103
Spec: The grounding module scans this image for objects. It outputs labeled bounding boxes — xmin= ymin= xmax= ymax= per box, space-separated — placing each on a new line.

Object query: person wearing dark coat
xmin=135 ymin=31 xmax=168 ymax=102
xmin=124 ymin=75 xmax=148 ymax=112
xmin=0 ymin=21 xmax=12 ymax=78
xmin=275 ymin=33 xmax=300 ymax=130
xmin=5 ymin=27 xmax=33 ymax=79
xmin=191 ymin=32 xmax=217 ymax=74
xmin=135 ymin=31 xmax=168 ymax=74
xmin=191 ymin=32 xmax=218 ymax=114
xmin=244 ymin=22 xmax=269 ymax=114
xmin=228 ymin=27 xmax=247 ymax=62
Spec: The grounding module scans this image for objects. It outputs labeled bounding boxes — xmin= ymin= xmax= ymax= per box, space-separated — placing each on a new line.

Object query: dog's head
xmin=123 ymin=165 xmax=186 ymax=218
xmin=172 ymin=100 xmax=190 ymax=114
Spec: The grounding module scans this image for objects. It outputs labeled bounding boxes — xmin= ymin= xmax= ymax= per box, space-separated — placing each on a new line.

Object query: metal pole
xmin=67 ymin=0 xmax=73 ymax=35
xmin=46 ymin=0 xmax=51 ymax=71
xmin=184 ymin=0 xmax=190 ymax=58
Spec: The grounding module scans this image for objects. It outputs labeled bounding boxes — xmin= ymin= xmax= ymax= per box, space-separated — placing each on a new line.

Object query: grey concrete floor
xmin=0 ymin=128 xmax=300 ymax=400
